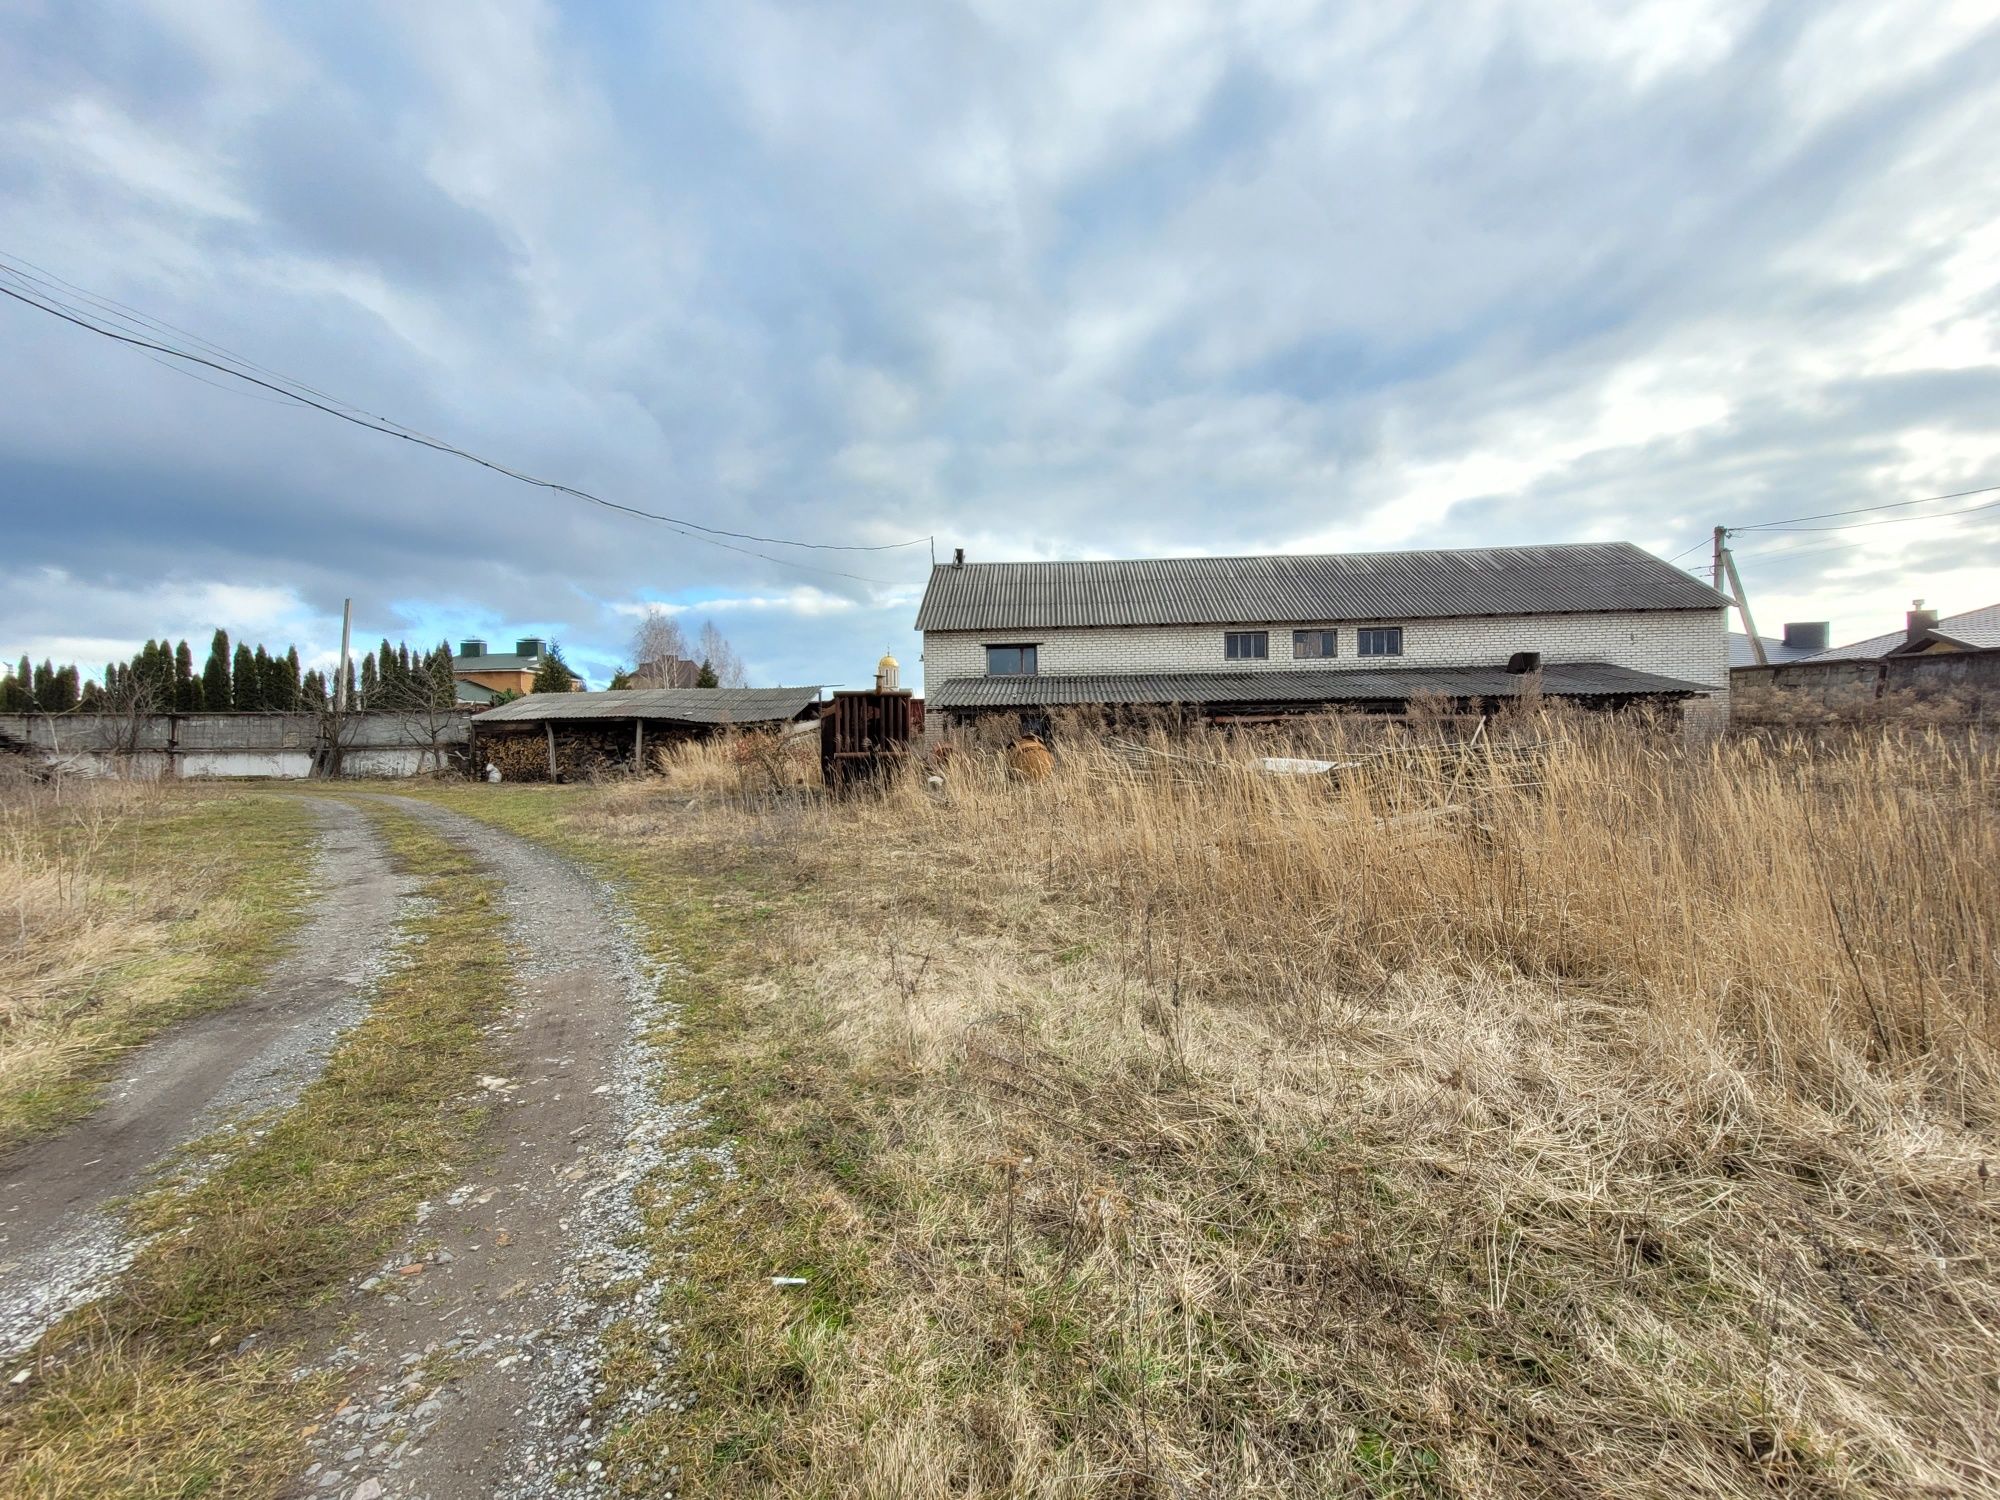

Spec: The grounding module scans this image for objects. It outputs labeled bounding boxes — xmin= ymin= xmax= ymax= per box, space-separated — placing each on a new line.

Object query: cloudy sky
xmin=3 ymin=0 xmax=1998 ymax=689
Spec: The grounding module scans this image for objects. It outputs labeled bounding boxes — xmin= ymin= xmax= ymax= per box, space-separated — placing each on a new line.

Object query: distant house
xmin=916 ymin=541 xmax=1732 ymax=729
xmin=451 ymin=637 xmax=585 ymax=702
xmin=627 ymin=654 xmax=701 ymax=689
xmin=1796 ymin=601 xmax=2000 ymax=661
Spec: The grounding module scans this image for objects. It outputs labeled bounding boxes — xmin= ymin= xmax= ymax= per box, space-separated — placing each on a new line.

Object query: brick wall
xmin=923 ymin=609 xmax=1729 ymax=709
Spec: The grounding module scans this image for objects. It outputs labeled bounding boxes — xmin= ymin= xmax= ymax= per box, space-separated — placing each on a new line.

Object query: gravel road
xmin=0 ymin=797 xmax=410 ymax=1361
xmin=294 ymin=797 xmax=712 ymax=1500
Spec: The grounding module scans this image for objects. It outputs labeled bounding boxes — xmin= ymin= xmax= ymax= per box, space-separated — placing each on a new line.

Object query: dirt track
xmin=3 ymin=794 xmax=697 ymax=1498
xmin=293 ymin=797 xmax=696 ymax=1500
xmin=0 ymin=797 xmax=408 ymax=1360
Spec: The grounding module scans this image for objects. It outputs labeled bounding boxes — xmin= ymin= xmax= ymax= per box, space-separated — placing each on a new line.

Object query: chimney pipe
xmin=1906 ymin=600 xmax=1938 ymax=647
xmin=952 ymin=547 xmax=965 ymax=568
xmin=1781 ymin=621 xmax=1829 ymax=653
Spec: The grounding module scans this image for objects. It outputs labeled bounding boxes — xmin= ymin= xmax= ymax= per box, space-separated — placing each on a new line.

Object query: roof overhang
xmin=930 ymin=662 xmax=1711 ymax=712
xmin=473 ymin=686 xmax=824 ymax=727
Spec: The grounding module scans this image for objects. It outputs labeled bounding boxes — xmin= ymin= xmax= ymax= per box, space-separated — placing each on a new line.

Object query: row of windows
xmin=983 ymin=627 xmax=1403 ymax=676
xmin=1220 ymin=627 xmax=1405 ymax=660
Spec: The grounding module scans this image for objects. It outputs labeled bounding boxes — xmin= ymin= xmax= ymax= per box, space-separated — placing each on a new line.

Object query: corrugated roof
xmin=474 ymin=686 xmax=822 ymax=725
xmin=1728 ymin=632 xmax=1829 ymax=669
xmin=1803 ymin=602 xmax=2000 ymax=661
xmin=916 ymin=542 xmax=1728 ymax=633
xmin=929 ymin=662 xmax=1710 ymax=710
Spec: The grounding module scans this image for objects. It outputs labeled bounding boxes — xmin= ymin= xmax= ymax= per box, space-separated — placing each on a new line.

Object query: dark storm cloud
xmin=1 ymin=0 xmax=1997 ymax=678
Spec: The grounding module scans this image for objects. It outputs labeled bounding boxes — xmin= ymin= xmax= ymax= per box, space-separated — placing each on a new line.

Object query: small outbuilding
xmin=469 ymin=686 xmax=823 ymax=780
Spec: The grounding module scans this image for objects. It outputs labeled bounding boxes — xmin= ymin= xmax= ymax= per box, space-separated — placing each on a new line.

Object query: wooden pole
xmin=545 ymin=720 xmax=557 ymax=780
xmin=334 ymin=598 xmax=353 ymax=714
xmin=1722 ymin=546 xmax=1768 ymax=666
xmin=634 ymin=718 xmax=644 ymax=773
xmin=1711 ymin=526 xmax=1726 ymax=592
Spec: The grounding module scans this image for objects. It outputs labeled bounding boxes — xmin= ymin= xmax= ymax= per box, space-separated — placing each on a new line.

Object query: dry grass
xmin=423 ymin=717 xmax=2000 ymax=1497
xmin=0 ymin=802 xmax=511 ymax=1498
xmin=0 ymin=781 xmax=315 ymax=1145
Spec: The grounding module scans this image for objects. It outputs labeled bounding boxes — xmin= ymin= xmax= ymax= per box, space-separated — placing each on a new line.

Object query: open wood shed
xmin=468 ymin=686 xmax=823 ymax=780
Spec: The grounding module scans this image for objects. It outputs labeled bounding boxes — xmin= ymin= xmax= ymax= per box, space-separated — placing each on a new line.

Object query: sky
xmin=2 ymin=0 xmax=1998 ymax=691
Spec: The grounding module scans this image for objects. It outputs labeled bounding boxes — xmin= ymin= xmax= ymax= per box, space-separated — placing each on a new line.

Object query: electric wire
xmin=0 ymin=270 xmax=932 ymax=586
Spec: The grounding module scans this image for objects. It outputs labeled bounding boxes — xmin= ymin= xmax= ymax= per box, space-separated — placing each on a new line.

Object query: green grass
xmin=0 ymin=801 xmax=512 ymax=1499
xmin=1 ymin=791 xmax=318 ymax=1148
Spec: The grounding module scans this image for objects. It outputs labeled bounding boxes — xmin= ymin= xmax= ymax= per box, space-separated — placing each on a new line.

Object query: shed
xmin=468 ymin=686 xmax=823 ymax=780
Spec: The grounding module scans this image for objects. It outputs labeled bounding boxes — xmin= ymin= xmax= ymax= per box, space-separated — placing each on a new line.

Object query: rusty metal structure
xmin=819 ymin=689 xmax=916 ymax=787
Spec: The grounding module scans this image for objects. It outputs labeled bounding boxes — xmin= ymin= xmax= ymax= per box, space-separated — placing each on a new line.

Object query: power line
xmin=0 ymin=268 xmax=933 ymax=586
xmin=1731 ymin=480 xmax=2000 ymax=531
xmin=1732 ymin=493 xmax=2000 ymax=535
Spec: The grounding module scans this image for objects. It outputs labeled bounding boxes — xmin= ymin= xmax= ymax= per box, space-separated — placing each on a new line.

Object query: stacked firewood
xmin=479 ymin=728 xmax=641 ymax=782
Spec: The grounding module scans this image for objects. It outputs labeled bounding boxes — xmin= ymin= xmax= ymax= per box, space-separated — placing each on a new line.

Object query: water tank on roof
xmin=1781 ymin=622 xmax=1829 ymax=653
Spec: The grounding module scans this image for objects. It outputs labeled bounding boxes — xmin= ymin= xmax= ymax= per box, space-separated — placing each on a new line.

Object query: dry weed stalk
xmin=592 ymin=714 xmax=2000 ymax=1496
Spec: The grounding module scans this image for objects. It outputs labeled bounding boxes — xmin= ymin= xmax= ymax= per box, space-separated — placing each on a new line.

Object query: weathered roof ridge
xmin=916 ymin=541 xmax=1729 ymax=633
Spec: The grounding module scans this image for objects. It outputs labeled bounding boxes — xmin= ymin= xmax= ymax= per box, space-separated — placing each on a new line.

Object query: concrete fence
xmin=1730 ymin=650 xmax=2000 ymax=720
xmin=0 ymin=711 xmax=473 ymax=779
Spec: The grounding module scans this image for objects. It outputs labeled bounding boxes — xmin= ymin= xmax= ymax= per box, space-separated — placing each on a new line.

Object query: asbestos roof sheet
xmin=474 ymin=686 xmax=823 ymax=726
xmin=929 ymin=662 xmax=1711 ymax=711
xmin=915 ymin=542 xmax=1728 ymax=633
xmin=1803 ymin=602 xmax=2000 ymax=660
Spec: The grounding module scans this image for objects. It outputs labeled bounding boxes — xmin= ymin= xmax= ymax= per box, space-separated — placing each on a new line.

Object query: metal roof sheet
xmin=1802 ymin=602 xmax=2000 ymax=661
xmin=929 ymin=662 xmax=1710 ymax=711
xmin=916 ymin=542 xmax=1728 ymax=633
xmin=474 ymin=686 xmax=823 ymax=725
xmin=1728 ymin=632 xmax=1829 ymax=669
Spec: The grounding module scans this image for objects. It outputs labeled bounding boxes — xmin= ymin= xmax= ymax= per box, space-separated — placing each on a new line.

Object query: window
xmin=1356 ymin=627 xmax=1404 ymax=658
xmin=984 ymin=644 xmax=1038 ymax=676
xmin=1293 ymin=629 xmax=1338 ymax=659
xmin=1225 ymin=631 xmax=1269 ymax=661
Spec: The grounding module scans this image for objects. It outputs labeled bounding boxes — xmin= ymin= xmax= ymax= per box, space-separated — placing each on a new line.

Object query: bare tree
xmin=630 ymin=608 xmax=688 ymax=671
xmin=697 ymin=620 xmax=749 ymax=688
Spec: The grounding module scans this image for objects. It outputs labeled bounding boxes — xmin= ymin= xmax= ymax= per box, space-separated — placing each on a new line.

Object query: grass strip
xmin=0 ymin=802 xmax=510 ymax=1499
xmin=1 ymin=791 xmax=319 ymax=1148
xmin=382 ymin=784 xmax=882 ymax=1497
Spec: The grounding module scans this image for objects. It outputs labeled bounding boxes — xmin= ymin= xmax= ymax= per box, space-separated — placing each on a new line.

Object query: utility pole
xmin=1712 ymin=525 xmax=1726 ymax=592
xmin=1721 ymin=540 xmax=1768 ymax=666
xmin=334 ymin=600 xmax=354 ymax=716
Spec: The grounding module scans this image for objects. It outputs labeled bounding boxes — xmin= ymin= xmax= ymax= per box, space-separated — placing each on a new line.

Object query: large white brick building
xmin=915 ymin=542 xmax=1731 ymax=726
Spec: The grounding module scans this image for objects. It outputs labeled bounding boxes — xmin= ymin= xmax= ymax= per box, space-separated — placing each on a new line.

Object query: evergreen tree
xmin=0 ymin=666 xmax=25 ymax=713
xmin=15 ymin=655 xmax=31 ymax=696
xmin=377 ymin=641 xmax=396 ymax=693
xmin=396 ymin=643 xmax=411 ymax=686
xmin=531 ymin=642 xmax=577 ymax=694
xmin=174 ymin=640 xmax=197 ymax=710
xmin=250 ymin=646 xmax=272 ymax=711
xmin=427 ymin=643 xmax=455 ymax=710
xmin=695 ymin=658 xmax=720 ymax=688
xmin=359 ymin=653 xmax=378 ymax=707
xmin=343 ymin=658 xmax=358 ymax=710
xmin=232 ymin=643 xmax=257 ymax=710
xmin=202 ymin=630 xmax=231 ymax=710
xmin=79 ymin=677 xmax=104 ymax=710
xmin=283 ymin=647 xmax=302 ymax=710
xmin=54 ymin=665 xmax=80 ymax=712
xmin=301 ymin=669 xmax=328 ymax=710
